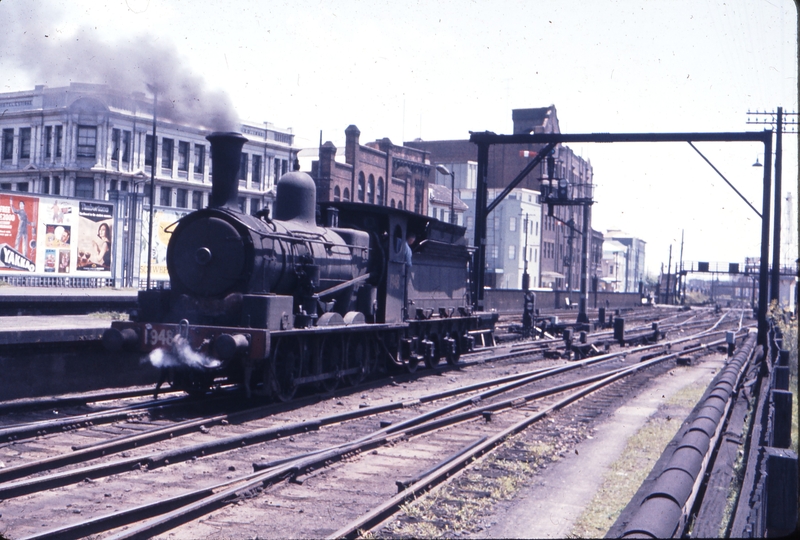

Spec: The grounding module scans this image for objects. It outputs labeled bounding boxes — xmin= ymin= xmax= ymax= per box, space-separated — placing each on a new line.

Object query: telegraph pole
xmin=747 ymin=108 xmax=798 ymax=303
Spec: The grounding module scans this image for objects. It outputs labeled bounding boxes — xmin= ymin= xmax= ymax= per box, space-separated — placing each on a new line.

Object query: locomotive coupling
xmin=214 ymin=333 xmax=250 ymax=360
xmin=102 ymin=327 xmax=139 ymax=352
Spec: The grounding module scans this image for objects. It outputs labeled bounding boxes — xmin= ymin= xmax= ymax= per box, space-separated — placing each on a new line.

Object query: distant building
xmin=0 ymin=83 xmax=296 ymax=214
xmin=407 ymin=106 xmax=597 ymax=291
xmin=601 ymin=239 xmax=629 ymax=292
xmin=605 ymin=230 xmax=646 ymax=293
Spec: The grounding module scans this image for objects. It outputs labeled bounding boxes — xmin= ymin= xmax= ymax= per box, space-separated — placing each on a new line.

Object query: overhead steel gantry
xmin=469 ymin=130 xmax=774 ymax=346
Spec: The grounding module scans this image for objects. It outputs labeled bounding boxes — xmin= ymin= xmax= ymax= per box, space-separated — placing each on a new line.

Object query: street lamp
xmin=435 ymin=164 xmax=456 ymax=224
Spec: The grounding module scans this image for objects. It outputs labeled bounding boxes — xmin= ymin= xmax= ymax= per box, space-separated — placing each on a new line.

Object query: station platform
xmin=0 ymin=314 xmax=115 ymax=346
xmin=0 ymin=285 xmax=138 ymax=316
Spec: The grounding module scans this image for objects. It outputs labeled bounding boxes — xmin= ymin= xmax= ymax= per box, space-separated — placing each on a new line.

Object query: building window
xmin=178 ymin=141 xmax=189 ymax=171
xmin=252 ymin=155 xmax=262 ymax=186
xmin=145 ymin=135 xmax=154 ymax=167
xmin=122 ymin=131 xmax=131 ymax=162
xmin=281 ymin=159 xmax=288 ymax=176
xmin=44 ymin=126 xmax=52 ymax=158
xmin=390 ymin=199 xmax=395 ymax=208
xmin=0 ymin=183 xmax=11 ymax=191
xmin=509 ymin=245 xmax=516 ymax=260
xmin=52 ymin=176 xmax=60 ymax=195
xmin=17 ymin=182 xmax=29 ymax=192
xmin=194 ymin=145 xmax=205 ymax=174
xmin=111 ymin=128 xmax=120 ymax=161
xmin=160 ymin=186 xmax=171 ymax=206
xmin=534 ymin=248 xmax=538 ymax=262
xmin=54 ymin=125 xmax=62 ymax=157
xmin=75 ymin=177 xmax=94 ymax=199
xmin=2 ymin=129 xmax=13 ymax=160
xmin=191 ymin=191 xmax=203 ymax=209
xmin=274 ymin=157 xmax=280 ymax=184
xmin=42 ymin=177 xmax=50 ymax=194
xmin=509 ymin=217 xmax=516 ymax=232
xmin=120 ymin=180 xmax=128 ymax=191
xmin=535 ymin=221 xmax=539 ymax=235
xmin=18 ymin=127 xmax=29 ymax=159
xmin=77 ymin=126 xmax=97 ymax=158
xmin=161 ymin=138 xmax=174 ymax=170
xmin=491 ymin=246 xmax=498 ymax=259
xmin=250 ymin=199 xmax=260 ymax=216
xmin=377 ymin=177 xmax=385 ymax=205
xmin=239 ymin=153 xmax=248 ymax=181
xmin=367 ymin=174 xmax=375 ymax=204
xmin=333 ymin=186 xmax=341 ymax=201
xmin=357 ymin=172 xmax=365 ymax=202
xmin=398 ymin=201 xmax=403 ymax=210
xmin=343 ymin=187 xmax=350 ymax=201
xmin=176 ymin=188 xmax=188 ymax=208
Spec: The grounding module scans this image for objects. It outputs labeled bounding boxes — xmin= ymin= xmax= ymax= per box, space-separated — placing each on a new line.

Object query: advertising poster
xmin=0 ymin=194 xmax=39 ymax=272
xmin=42 ymin=198 xmax=78 ymax=274
xmin=140 ymin=208 xmax=188 ymax=281
xmin=76 ymin=202 xmax=114 ymax=272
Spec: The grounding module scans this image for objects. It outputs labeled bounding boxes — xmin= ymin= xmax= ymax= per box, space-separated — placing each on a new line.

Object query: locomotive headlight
xmin=214 ymin=333 xmax=250 ymax=360
xmin=195 ymin=247 xmax=212 ymax=266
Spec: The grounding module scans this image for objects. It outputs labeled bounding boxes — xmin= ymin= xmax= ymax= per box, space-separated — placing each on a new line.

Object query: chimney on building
xmin=345 ymin=125 xmax=360 ymax=166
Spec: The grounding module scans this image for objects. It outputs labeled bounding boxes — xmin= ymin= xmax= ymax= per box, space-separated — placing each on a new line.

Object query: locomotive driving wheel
xmin=269 ymin=337 xmax=302 ymax=402
xmin=319 ymin=335 xmax=343 ymax=392
xmin=344 ymin=335 xmax=367 ymax=386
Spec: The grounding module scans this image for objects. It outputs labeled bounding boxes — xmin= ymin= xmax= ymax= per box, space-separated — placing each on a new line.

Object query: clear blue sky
xmin=1 ymin=0 xmax=796 ymax=275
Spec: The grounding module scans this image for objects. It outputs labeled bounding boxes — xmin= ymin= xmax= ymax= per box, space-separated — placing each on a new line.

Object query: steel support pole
xmin=771 ymin=108 xmax=782 ymax=303
xmin=577 ymin=202 xmax=591 ymax=323
xmin=472 ymin=142 xmax=490 ymax=311
xmin=758 ymin=131 xmax=773 ymax=345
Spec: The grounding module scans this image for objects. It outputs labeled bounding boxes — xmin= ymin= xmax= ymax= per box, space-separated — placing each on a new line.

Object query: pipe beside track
xmin=617 ymin=332 xmax=758 ymax=538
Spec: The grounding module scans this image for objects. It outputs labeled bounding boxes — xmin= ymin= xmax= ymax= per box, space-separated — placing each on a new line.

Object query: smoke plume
xmin=0 ymin=2 xmax=240 ymax=131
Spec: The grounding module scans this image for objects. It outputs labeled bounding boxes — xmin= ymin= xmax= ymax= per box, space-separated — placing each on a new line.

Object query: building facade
xmin=407 ymin=106 xmax=598 ymax=291
xmin=311 ymin=125 xmax=441 ymax=215
xmin=0 ymin=83 xmax=296 ymax=214
xmin=604 ymin=229 xmax=646 ymax=293
xmin=0 ymin=83 xmax=296 ymax=287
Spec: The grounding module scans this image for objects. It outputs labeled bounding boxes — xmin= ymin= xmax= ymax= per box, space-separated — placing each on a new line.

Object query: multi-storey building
xmin=0 ymin=83 xmax=296 ymax=214
xmin=604 ymin=229 xmax=646 ymax=293
xmin=311 ymin=125 xmax=435 ymax=216
xmin=0 ymin=82 xmax=296 ymax=287
xmin=407 ymin=106 xmax=598 ymax=291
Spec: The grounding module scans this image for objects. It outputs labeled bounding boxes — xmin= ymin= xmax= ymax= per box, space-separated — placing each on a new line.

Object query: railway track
xmin=0 ymin=308 xmax=748 ymax=539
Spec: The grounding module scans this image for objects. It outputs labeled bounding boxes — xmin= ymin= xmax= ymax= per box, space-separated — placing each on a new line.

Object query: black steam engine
xmin=104 ymin=132 xmax=497 ymax=400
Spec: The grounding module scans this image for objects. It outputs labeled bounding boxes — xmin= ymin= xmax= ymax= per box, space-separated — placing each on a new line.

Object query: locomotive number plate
xmin=145 ymin=327 xmax=175 ymax=347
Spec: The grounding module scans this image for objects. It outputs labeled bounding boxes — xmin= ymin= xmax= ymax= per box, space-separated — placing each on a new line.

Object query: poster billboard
xmin=139 ymin=208 xmax=188 ymax=282
xmin=0 ymin=194 xmax=39 ymax=272
xmin=0 ymin=193 xmax=114 ymax=277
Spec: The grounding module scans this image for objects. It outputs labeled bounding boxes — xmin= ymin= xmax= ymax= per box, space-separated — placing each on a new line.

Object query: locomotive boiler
xmin=104 ymin=132 xmax=496 ymax=400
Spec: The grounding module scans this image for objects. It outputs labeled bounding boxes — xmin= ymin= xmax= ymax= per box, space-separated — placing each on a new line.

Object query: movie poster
xmin=140 ymin=208 xmax=187 ymax=281
xmin=41 ymin=198 xmax=78 ymax=274
xmin=0 ymin=194 xmax=38 ymax=272
xmin=76 ymin=202 xmax=113 ymax=272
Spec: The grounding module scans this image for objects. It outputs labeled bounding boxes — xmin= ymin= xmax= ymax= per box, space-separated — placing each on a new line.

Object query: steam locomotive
xmin=103 ymin=132 xmax=497 ymax=400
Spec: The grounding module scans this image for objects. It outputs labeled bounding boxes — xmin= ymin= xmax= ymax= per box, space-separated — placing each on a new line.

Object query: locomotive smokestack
xmin=207 ymin=132 xmax=248 ymax=209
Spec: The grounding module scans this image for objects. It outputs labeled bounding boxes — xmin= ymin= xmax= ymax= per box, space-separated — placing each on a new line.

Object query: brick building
xmin=311 ymin=125 xmax=439 ymax=216
xmin=407 ymin=106 xmax=602 ymax=291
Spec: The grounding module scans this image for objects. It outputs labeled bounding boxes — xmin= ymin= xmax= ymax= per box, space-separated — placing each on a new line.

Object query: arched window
xmin=367 ymin=174 xmax=375 ymax=204
xmin=390 ymin=199 xmax=395 ymax=208
xmin=357 ymin=172 xmax=365 ymax=202
xmin=398 ymin=201 xmax=403 ymax=210
xmin=377 ymin=177 xmax=385 ymax=205
xmin=334 ymin=186 xmax=341 ymax=201
xmin=343 ymin=187 xmax=350 ymax=201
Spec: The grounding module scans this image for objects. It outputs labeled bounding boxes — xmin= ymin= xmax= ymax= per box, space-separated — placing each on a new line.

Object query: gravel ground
xmin=474 ymin=354 xmax=726 ymax=539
